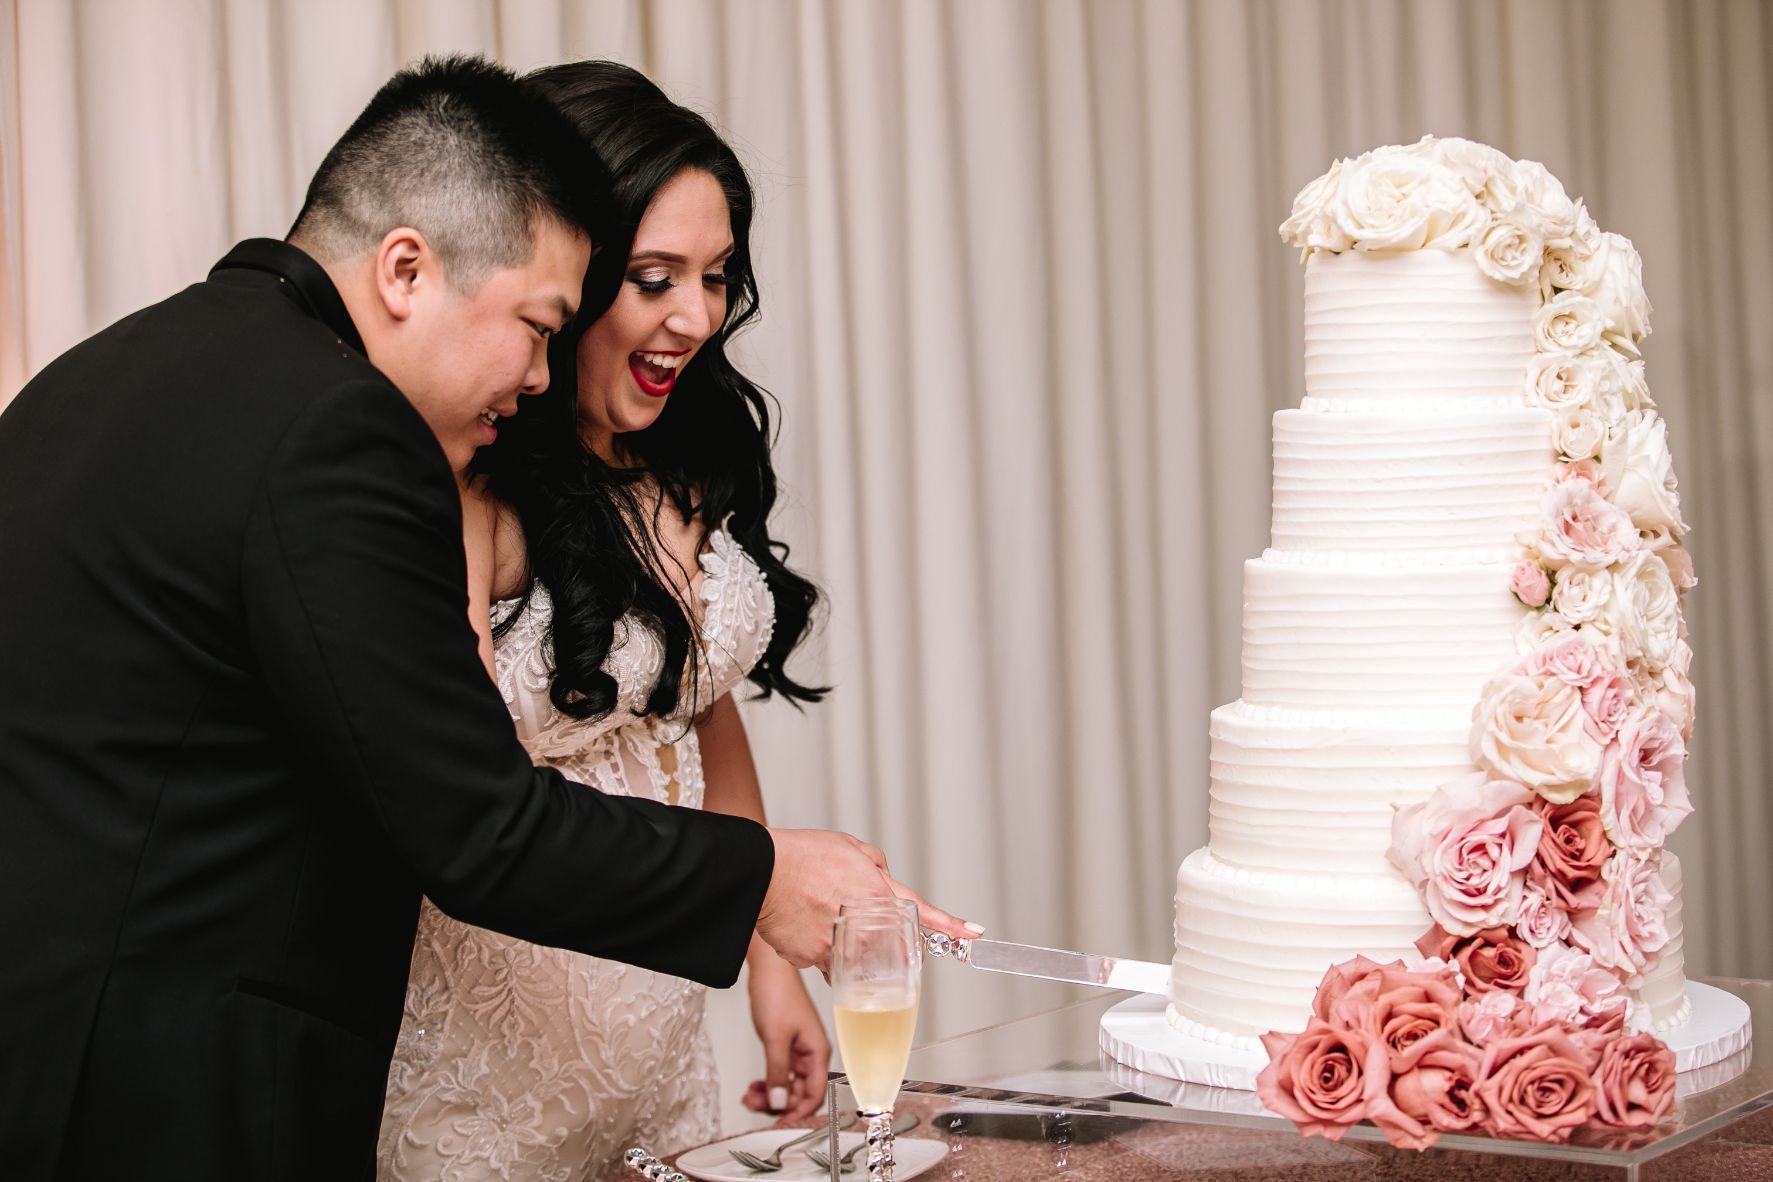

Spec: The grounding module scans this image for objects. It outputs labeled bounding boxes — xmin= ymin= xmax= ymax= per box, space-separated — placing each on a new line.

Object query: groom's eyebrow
xmin=552 ymin=294 xmax=578 ymax=327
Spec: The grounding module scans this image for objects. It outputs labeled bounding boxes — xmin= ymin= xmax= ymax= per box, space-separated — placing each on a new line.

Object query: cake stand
xmin=1099 ymin=981 xmax=1753 ymax=1093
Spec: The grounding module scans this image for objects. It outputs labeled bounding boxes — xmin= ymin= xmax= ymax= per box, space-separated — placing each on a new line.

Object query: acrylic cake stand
xmin=1099 ymin=981 xmax=1753 ymax=1093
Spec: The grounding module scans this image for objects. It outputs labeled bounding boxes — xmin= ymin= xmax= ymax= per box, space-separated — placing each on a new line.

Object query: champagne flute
xmin=831 ymin=909 xmax=920 ymax=1182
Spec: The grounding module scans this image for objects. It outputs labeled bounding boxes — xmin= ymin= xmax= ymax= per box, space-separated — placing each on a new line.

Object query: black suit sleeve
xmin=240 ymin=378 xmax=773 ymax=986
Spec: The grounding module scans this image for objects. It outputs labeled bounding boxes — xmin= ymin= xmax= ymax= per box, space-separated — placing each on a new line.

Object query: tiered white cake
xmin=1166 ymin=244 xmax=1690 ymax=1048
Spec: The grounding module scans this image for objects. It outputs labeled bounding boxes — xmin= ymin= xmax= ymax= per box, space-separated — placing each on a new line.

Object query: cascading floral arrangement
xmin=1258 ymin=136 xmax=1690 ymax=1149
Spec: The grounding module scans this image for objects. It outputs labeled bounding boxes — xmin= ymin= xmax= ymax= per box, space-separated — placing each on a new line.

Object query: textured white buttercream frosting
xmin=1168 ymin=234 xmax=1690 ymax=1049
xmin=1304 ymin=249 xmax=1539 ymax=403
xmin=1239 ymin=557 xmax=1524 ymax=710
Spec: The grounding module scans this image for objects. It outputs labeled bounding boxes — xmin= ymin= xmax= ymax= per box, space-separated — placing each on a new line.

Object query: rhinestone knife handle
xmin=623 ymin=1146 xmax=687 ymax=1181
xmin=922 ymin=929 xmax=972 ymax=961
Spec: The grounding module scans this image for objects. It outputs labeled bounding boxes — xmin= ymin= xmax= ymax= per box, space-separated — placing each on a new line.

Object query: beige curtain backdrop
xmin=3 ymin=0 xmax=1769 ymax=1132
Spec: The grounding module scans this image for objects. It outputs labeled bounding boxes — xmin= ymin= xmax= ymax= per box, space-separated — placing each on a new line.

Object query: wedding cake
xmin=1167 ymin=137 xmax=1694 ymax=1052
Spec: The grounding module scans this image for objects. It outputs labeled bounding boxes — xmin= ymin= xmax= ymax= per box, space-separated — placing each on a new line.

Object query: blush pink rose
xmin=1570 ymin=852 xmax=1674 ymax=982
xmin=1476 ymin=1024 xmax=1599 ymax=1143
xmin=1384 ymin=1032 xmax=1488 ymax=1149
xmin=1658 ymin=544 xmax=1696 ymax=592
xmin=1519 ymin=631 xmax=1606 ymax=690
xmin=1256 ymin=1020 xmax=1383 ymax=1142
xmin=1592 ymin=1033 xmax=1677 ymax=1128
xmin=1471 ymin=675 xmax=1601 ymax=804
xmin=1538 ymin=479 xmax=1640 ymax=569
xmin=1390 ymin=776 xmax=1543 ymax=935
xmin=1524 ymin=942 xmax=1631 ymax=1028
xmin=1597 ymin=707 xmax=1692 ymax=852
xmin=1580 ymin=673 xmax=1633 ymax=743
xmin=1420 ymin=925 xmax=1537 ymax=994
xmin=1551 ymin=459 xmax=1602 ymax=486
xmin=1458 ymin=989 xmax=1525 ymax=1047
xmin=1511 ymin=561 xmax=1551 ymax=607
xmin=1529 ymin=792 xmax=1610 ymax=910
xmin=1516 ymin=882 xmax=1573 ymax=949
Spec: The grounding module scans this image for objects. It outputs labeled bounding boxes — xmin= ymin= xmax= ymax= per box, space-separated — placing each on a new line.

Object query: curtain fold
xmin=3 ymin=0 xmax=1768 ymax=1127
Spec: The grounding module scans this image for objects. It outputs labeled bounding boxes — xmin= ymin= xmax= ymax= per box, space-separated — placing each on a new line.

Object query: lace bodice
xmin=379 ymin=522 xmax=775 ymax=1181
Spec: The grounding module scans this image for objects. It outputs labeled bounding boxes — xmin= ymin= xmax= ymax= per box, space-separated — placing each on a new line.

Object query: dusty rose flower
xmin=1256 ymin=1020 xmax=1382 ymax=1141
xmin=1596 ymin=707 xmax=1692 ymax=852
xmin=1511 ymin=561 xmax=1551 ymax=607
xmin=1476 ymin=1024 xmax=1599 ymax=1142
xmin=1307 ymin=957 xmax=1464 ymax=1075
xmin=1309 ymin=955 xmax=1396 ymax=1024
xmin=1529 ymin=792 xmax=1611 ymax=910
xmin=1525 ymin=942 xmax=1631 ymax=1028
xmin=1385 ymin=1032 xmax=1488 ymax=1149
xmin=1421 ymin=925 xmax=1538 ymax=995
xmin=1458 ymin=989 xmax=1525 ymax=1047
xmin=1516 ymin=882 xmax=1572 ymax=949
xmin=1592 ymin=1034 xmax=1677 ymax=1128
xmin=1571 ymin=852 xmax=1674 ymax=982
xmin=1471 ymin=674 xmax=1601 ymax=804
xmin=1390 ymin=776 xmax=1543 ymax=934
xmin=1580 ymin=673 xmax=1632 ymax=743
xmin=1537 ymin=479 xmax=1640 ymax=570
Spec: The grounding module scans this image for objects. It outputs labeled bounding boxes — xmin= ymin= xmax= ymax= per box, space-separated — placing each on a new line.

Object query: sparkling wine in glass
xmin=831 ymin=909 xmax=920 ymax=1181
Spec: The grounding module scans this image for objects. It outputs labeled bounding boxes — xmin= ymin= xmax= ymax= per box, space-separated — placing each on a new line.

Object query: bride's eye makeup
xmin=630 ymin=268 xmax=673 ymax=295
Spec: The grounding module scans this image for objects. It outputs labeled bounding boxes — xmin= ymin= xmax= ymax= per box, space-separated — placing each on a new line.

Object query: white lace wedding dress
xmin=378 ymin=523 xmax=775 ymax=1181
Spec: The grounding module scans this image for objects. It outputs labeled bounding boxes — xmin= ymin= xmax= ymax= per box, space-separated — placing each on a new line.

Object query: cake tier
xmin=1168 ymin=848 xmax=1429 ymax=1042
xmin=1641 ymin=853 xmax=1691 ymax=1030
xmin=1240 ymin=556 xmax=1525 ymax=709
xmin=1303 ymin=249 xmax=1538 ymax=404
xmin=1208 ymin=701 xmax=1473 ymax=877
xmin=1271 ymin=407 xmax=1553 ymax=554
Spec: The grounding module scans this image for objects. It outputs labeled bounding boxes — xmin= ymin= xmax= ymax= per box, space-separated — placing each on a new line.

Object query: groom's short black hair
xmin=288 ymin=54 xmax=605 ymax=287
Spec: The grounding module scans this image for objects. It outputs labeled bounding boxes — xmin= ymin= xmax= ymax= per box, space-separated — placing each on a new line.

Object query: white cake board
xmin=1099 ymin=981 xmax=1752 ymax=1096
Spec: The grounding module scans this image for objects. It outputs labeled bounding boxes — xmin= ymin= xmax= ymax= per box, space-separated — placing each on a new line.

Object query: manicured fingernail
xmin=769 ymin=1086 xmax=788 ymax=1110
xmin=963 ymin=922 xmax=985 ymax=935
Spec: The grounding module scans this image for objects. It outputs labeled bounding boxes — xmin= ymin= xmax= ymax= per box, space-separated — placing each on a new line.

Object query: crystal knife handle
xmin=922 ymin=929 xmax=972 ymax=962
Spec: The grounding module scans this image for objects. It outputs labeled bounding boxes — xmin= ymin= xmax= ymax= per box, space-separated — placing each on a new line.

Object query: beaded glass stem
xmin=832 ymin=910 xmax=920 ymax=1182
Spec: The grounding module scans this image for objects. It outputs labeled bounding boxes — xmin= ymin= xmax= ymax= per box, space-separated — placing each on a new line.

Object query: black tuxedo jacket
xmin=0 ymin=240 xmax=775 ymax=1181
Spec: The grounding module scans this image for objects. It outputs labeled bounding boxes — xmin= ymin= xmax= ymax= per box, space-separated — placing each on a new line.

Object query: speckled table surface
xmin=622 ymin=1098 xmax=1773 ymax=1182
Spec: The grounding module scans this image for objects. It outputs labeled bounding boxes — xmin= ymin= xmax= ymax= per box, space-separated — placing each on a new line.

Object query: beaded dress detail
xmin=378 ymin=523 xmax=775 ymax=1181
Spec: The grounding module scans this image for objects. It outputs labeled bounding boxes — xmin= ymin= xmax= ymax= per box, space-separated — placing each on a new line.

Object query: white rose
xmin=1513 ymin=158 xmax=1578 ymax=244
xmin=1590 ymin=232 xmax=1653 ymax=349
xmin=1550 ymin=566 xmax=1612 ymax=624
xmin=1539 ymin=201 xmax=1607 ymax=296
xmin=1278 ymin=158 xmax=1354 ymax=254
xmin=1594 ymin=552 xmax=1680 ymax=671
xmin=1524 ymin=351 xmax=1603 ymax=413
xmin=1600 ymin=410 xmax=1687 ymax=537
xmin=1474 ymin=214 xmax=1543 ymax=284
xmin=1515 ymin=608 xmax=1574 ymax=654
xmin=1471 ymin=672 xmax=1602 ymax=803
xmin=1596 ymin=347 xmax=1654 ymax=414
xmin=1433 ymin=137 xmax=1522 ymax=211
xmin=1334 ymin=148 xmax=1486 ymax=251
xmin=1534 ymin=291 xmax=1606 ymax=353
xmin=1553 ymin=407 xmax=1606 ymax=461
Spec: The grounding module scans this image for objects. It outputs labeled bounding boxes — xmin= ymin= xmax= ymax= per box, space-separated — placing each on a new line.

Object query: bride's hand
xmin=741 ymin=941 xmax=830 ymax=1124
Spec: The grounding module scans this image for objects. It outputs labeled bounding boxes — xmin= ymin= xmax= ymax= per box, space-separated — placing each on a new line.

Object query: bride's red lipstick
xmin=629 ymin=350 xmax=687 ymax=398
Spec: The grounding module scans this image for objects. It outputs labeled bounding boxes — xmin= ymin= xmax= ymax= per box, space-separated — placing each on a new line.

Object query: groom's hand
xmin=757 ymin=829 xmax=980 ymax=973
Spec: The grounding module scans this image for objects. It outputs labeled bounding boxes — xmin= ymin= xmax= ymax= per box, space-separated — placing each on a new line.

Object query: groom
xmin=0 ymin=56 xmax=968 ymax=1182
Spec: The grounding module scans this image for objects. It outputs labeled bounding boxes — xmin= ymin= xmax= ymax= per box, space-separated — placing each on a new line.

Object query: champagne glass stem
xmin=862 ymin=1107 xmax=895 ymax=1181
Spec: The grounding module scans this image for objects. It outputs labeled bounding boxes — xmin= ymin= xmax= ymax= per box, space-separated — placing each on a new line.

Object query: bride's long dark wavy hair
xmin=482 ymin=60 xmax=824 ymax=721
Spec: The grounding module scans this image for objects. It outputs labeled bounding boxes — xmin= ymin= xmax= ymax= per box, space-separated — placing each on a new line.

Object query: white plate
xmin=675 ymin=1126 xmax=948 ymax=1182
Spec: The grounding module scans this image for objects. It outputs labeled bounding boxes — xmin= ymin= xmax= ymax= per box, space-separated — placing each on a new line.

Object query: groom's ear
xmin=372 ymin=227 xmax=433 ymax=324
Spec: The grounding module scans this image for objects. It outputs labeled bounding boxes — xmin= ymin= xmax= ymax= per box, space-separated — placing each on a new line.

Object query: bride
xmin=379 ymin=61 xmax=833 ymax=1178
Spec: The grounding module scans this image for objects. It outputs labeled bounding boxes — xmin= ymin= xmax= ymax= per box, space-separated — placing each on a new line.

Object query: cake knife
xmin=921 ymin=931 xmax=1168 ymax=995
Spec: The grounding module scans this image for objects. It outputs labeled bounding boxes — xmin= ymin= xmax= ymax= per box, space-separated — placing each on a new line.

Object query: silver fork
xmin=805 ymin=1114 xmax=920 ymax=1174
xmin=728 ymin=1117 xmax=857 ymax=1173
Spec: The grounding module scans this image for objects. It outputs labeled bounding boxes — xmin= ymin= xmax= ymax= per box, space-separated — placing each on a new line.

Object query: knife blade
xmin=924 ymin=933 xmax=1169 ymax=995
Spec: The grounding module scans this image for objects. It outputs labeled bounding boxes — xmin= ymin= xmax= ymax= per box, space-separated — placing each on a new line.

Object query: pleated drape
xmin=2 ymin=0 xmax=1769 ymax=1131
